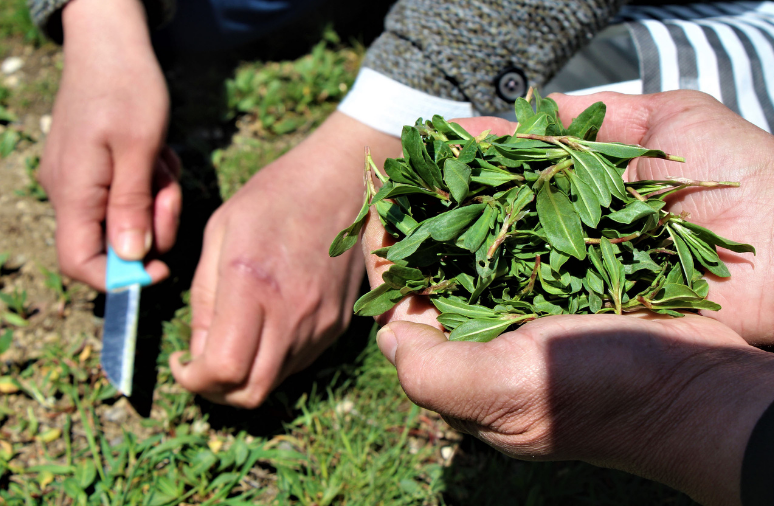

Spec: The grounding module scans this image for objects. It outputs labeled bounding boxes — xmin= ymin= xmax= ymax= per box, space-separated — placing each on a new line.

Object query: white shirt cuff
xmin=337 ymin=67 xmax=477 ymax=137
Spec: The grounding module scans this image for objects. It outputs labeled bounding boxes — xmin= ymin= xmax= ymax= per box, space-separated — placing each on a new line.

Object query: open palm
xmin=553 ymin=91 xmax=774 ymax=344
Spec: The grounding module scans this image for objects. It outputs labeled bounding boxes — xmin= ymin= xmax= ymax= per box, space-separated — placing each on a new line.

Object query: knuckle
xmin=109 ymin=188 xmax=153 ymax=213
xmin=204 ymin=360 xmax=249 ymax=387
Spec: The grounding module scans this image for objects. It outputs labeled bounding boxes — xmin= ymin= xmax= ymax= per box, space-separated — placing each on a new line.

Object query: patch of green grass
xmin=224 ymin=27 xmax=361 ymax=139
xmin=0 ymin=0 xmax=45 ymax=49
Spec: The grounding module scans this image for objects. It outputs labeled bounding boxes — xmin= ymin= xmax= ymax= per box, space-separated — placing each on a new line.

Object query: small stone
xmin=191 ymin=419 xmax=210 ymax=434
xmin=104 ymin=398 xmax=129 ymax=424
xmin=1 ymin=57 xmax=23 ymax=75
xmin=3 ymin=75 xmax=19 ymax=88
xmin=39 ymin=115 xmax=52 ymax=135
xmin=109 ymin=436 xmax=124 ymax=447
xmin=277 ymin=441 xmax=295 ymax=452
xmin=334 ymin=399 xmax=355 ymax=416
xmin=440 ymin=446 xmax=455 ymax=461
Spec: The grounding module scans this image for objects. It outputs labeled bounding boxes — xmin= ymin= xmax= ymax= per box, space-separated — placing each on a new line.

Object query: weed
xmin=0 ymin=0 xmax=45 ymax=48
xmin=39 ymin=263 xmax=67 ymax=305
xmin=0 ymin=286 xmax=27 ymax=326
xmin=15 ymin=156 xmax=47 ymax=200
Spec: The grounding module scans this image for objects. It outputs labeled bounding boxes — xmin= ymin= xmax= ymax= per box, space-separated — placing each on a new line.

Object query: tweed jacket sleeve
xmin=363 ymin=0 xmax=626 ymax=113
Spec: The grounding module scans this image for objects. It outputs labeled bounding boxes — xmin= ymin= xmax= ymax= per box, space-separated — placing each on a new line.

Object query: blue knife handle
xmin=106 ymin=246 xmax=152 ymax=291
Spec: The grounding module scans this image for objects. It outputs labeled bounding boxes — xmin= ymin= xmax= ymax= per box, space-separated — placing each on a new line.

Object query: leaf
xmin=678 ymin=228 xmax=731 ymax=278
xmin=584 ymin=268 xmax=605 ymax=294
xmin=591 ymin=152 xmax=628 ymax=201
xmin=437 ymin=313 xmax=470 ymax=330
xmin=677 ymin=221 xmax=755 ymax=254
xmin=514 ymin=96 xmax=535 ymax=124
xmin=386 ymin=221 xmax=433 ymax=261
xmin=384 ymin=158 xmax=422 ymax=186
xmin=549 ymin=248 xmax=570 ymax=273
xmin=627 ymin=249 xmax=662 ymax=274
xmin=382 ymin=265 xmax=426 ymax=289
xmin=427 ymin=204 xmax=486 ymax=242
xmin=0 ymin=130 xmax=19 ymax=158
xmin=373 ymin=181 xmax=438 ymax=201
xmin=449 ymin=318 xmax=515 ymax=342
xmin=443 ymin=159 xmax=472 ymax=203
xmin=457 ymin=139 xmax=478 ymax=164
xmin=457 ymin=205 xmax=495 ymax=252
xmin=353 ymin=284 xmax=404 ymax=317
xmin=432 ymin=115 xmax=472 ymax=140
xmin=668 ymin=226 xmax=695 ymax=286
xmin=600 ymin=238 xmax=624 ymax=309
xmin=516 ymin=112 xmax=550 ymax=135
xmin=566 ymin=169 xmax=601 ymax=227
xmin=567 ymin=102 xmax=605 ymax=140
xmin=568 ymin=150 xmax=612 ymax=207
xmin=74 ymin=460 xmax=97 ymax=489
xmin=536 ymin=183 xmax=586 ymax=260
xmin=431 ymin=296 xmax=499 ymax=318
xmin=375 ymin=200 xmax=419 ymax=236
xmin=2 ymin=312 xmax=27 ymax=327
xmin=579 ymin=140 xmax=673 ymax=160
xmin=402 ymin=126 xmax=444 ymax=189
xmin=0 ymin=329 xmax=11 ymax=355
xmin=606 ymin=200 xmax=658 ymax=224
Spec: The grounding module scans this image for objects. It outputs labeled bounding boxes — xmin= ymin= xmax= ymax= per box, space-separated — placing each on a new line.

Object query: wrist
xmin=628 ymin=345 xmax=774 ymax=506
xmin=62 ymin=0 xmax=152 ymax=52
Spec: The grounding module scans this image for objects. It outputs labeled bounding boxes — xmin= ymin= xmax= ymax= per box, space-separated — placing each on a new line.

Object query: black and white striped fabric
xmin=619 ymin=2 xmax=774 ymax=132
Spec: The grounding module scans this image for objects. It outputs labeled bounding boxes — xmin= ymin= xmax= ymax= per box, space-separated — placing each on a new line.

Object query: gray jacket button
xmin=495 ymin=68 xmax=527 ymax=102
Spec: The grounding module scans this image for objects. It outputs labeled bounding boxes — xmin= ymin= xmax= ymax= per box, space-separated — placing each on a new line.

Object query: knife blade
xmin=102 ymin=246 xmax=152 ymax=396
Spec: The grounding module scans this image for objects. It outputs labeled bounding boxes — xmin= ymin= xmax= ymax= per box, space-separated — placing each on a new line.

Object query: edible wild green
xmin=330 ymin=91 xmax=755 ymax=343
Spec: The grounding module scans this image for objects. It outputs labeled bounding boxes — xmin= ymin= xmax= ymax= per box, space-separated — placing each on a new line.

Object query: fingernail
xmin=116 ymin=229 xmax=151 ymax=260
xmin=376 ymin=325 xmax=397 ymax=366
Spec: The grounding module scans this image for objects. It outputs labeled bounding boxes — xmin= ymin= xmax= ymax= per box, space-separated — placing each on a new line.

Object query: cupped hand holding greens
xmin=331 ymin=90 xmax=755 ymax=342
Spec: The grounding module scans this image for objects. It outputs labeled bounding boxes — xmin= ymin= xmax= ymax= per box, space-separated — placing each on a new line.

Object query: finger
xmin=451 ymin=117 xmax=518 ymax=137
xmin=107 ymin=146 xmax=157 ymax=261
xmin=362 ymin=206 xmax=397 ymax=289
xmin=550 ymin=92 xmax=655 ymax=145
xmin=362 ymin=207 xmax=442 ymax=328
xmin=171 ymin=255 xmax=269 ymax=397
xmin=151 ymin=155 xmax=182 ymax=253
xmin=377 ymin=321 xmax=494 ymax=418
xmin=186 ymin=219 xmax=226 ymax=358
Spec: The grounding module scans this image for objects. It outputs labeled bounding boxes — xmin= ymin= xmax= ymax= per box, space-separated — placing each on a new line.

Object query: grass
xmin=0 ymin=2 xmax=699 ymax=504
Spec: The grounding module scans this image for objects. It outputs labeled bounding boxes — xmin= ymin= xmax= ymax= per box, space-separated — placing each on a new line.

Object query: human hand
xmin=375 ymin=315 xmax=774 ymax=506
xmin=359 ymin=94 xmax=774 ymax=504
xmin=551 ymin=91 xmax=774 ymax=344
xmin=39 ymin=0 xmax=181 ymax=289
xmin=169 ymin=112 xmax=402 ymax=407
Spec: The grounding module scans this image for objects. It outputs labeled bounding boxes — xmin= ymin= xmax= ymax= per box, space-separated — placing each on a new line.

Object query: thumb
xmin=377 ymin=321 xmax=486 ymax=417
xmin=107 ymin=149 xmax=156 ymax=260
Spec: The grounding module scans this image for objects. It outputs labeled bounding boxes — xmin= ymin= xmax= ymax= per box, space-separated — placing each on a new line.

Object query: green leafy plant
xmin=1 ymin=286 xmax=28 ymax=326
xmin=39 ymin=263 xmax=68 ymax=305
xmin=225 ymin=27 xmax=360 ymax=138
xmin=15 ymin=156 xmax=47 ymax=200
xmin=331 ymin=90 xmax=754 ymax=342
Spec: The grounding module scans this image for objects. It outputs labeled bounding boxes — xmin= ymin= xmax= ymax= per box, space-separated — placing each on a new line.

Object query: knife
xmin=101 ymin=246 xmax=152 ymax=396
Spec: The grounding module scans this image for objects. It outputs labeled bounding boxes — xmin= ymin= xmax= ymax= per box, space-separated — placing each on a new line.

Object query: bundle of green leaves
xmin=329 ymin=92 xmax=755 ymax=343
